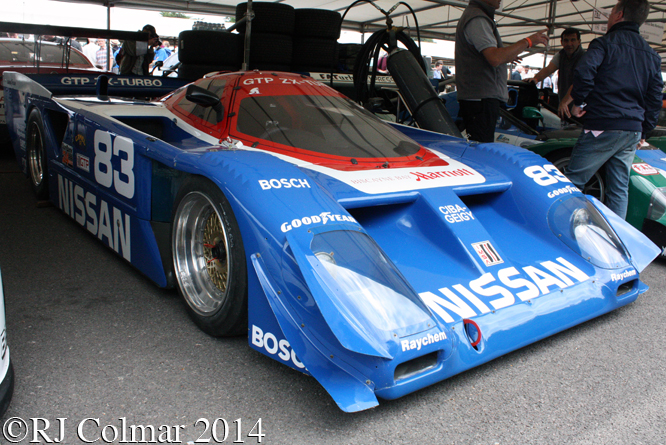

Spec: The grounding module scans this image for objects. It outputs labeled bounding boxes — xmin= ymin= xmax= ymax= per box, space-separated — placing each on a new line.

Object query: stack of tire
xmin=235 ymin=2 xmax=295 ymax=72
xmin=177 ymin=30 xmax=241 ymax=80
xmin=291 ymin=9 xmax=341 ymax=73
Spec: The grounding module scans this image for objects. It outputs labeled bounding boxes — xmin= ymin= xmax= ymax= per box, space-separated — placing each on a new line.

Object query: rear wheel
xmin=26 ymin=109 xmax=49 ymax=200
xmin=548 ymin=152 xmax=606 ymax=202
xmin=171 ymin=177 xmax=247 ymax=337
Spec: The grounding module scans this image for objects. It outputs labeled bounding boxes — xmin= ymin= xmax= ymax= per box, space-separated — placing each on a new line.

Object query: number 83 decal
xmin=93 ymin=129 xmax=135 ymax=199
xmin=524 ymin=164 xmax=571 ymax=186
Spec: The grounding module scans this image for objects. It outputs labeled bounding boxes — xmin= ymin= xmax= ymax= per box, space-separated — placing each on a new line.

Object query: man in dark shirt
xmin=526 ymin=28 xmax=585 ymax=117
xmin=564 ymin=0 xmax=662 ymax=219
xmin=455 ymin=0 xmax=548 ymax=142
xmin=119 ymin=25 xmax=160 ymax=76
xmin=510 ymin=65 xmax=525 ymax=80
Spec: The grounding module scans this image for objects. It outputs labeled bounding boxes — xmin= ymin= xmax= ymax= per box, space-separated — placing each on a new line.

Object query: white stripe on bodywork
xmin=54 ymin=98 xmax=485 ymax=193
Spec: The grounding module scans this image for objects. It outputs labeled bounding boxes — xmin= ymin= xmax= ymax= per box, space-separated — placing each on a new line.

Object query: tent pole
xmin=107 ymin=2 xmax=111 ymax=71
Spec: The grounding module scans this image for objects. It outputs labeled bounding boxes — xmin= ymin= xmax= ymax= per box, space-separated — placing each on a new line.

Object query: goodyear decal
xmin=548 ymin=185 xmax=578 ymax=199
xmin=420 ymin=257 xmax=590 ymax=323
xmin=280 ymin=212 xmax=356 ymax=232
xmin=58 ymin=174 xmax=131 ymax=261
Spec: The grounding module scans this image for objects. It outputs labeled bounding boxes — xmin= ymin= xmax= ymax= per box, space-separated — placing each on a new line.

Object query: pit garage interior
xmin=2 ymin=0 xmax=666 ymax=443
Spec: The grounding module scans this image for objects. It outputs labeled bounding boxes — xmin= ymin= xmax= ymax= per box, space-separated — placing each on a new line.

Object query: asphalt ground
xmin=1 ymin=145 xmax=666 ymax=445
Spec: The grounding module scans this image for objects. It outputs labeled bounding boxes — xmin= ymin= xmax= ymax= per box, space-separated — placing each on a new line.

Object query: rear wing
xmin=0 ymin=21 xmax=150 ymax=42
xmin=25 ymin=73 xmax=189 ymax=98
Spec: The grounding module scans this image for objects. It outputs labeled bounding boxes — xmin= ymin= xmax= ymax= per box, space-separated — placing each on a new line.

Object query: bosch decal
xmin=420 ymin=257 xmax=590 ymax=323
xmin=258 ymin=178 xmax=310 ymax=190
xmin=251 ymin=325 xmax=305 ymax=369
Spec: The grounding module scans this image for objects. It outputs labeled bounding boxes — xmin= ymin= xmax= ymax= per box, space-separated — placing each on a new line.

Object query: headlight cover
xmin=311 ymin=230 xmax=432 ymax=338
xmin=548 ymin=195 xmax=629 ymax=269
xmin=647 ymin=186 xmax=666 ymax=221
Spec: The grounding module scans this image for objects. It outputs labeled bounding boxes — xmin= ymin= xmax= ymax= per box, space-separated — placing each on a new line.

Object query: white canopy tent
xmin=9 ymin=0 xmax=666 ymax=68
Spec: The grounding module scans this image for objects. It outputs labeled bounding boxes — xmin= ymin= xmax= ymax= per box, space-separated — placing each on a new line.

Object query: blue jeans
xmin=564 ymin=130 xmax=640 ymax=219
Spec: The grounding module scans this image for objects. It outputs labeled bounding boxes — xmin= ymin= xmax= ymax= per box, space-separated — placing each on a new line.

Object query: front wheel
xmin=171 ymin=177 xmax=247 ymax=336
xmin=548 ymin=153 xmax=606 ymax=202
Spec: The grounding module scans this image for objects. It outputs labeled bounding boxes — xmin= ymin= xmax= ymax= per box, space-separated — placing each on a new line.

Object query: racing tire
xmin=292 ymin=38 xmax=338 ymax=71
xmin=235 ymin=2 xmax=295 ymax=35
xmin=547 ymin=151 xmax=606 ymax=202
xmin=26 ymin=108 xmax=49 ymax=200
xmin=178 ymin=31 xmax=241 ymax=65
xmin=294 ymin=9 xmax=341 ymax=39
xmin=172 ymin=177 xmax=248 ymax=337
xmin=244 ymin=33 xmax=293 ymax=67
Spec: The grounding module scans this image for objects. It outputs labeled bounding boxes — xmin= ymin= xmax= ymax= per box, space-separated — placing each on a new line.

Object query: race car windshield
xmin=236 ymin=94 xmax=420 ymax=158
xmin=0 ymin=40 xmax=91 ymax=67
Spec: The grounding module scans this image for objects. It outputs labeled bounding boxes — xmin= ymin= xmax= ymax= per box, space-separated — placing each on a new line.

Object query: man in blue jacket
xmin=565 ymin=0 xmax=662 ymax=219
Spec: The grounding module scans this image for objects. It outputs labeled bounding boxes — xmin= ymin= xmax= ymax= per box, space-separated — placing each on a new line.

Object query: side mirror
xmin=186 ymin=84 xmax=224 ymax=122
xmin=522 ymin=106 xmax=543 ymax=120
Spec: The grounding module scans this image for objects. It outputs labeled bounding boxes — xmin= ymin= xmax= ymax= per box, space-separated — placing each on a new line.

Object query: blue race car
xmin=3 ymin=70 xmax=659 ymax=412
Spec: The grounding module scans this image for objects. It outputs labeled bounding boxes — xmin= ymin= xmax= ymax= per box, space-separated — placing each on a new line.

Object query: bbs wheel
xmin=549 ymin=152 xmax=606 ymax=202
xmin=26 ymin=109 xmax=49 ymax=200
xmin=172 ymin=177 xmax=247 ymax=336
